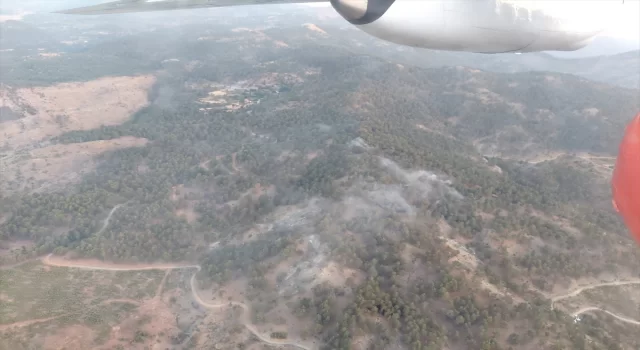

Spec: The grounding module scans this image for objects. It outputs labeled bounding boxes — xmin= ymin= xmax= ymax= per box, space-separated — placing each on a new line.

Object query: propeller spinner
xmin=57 ymin=0 xmax=616 ymax=54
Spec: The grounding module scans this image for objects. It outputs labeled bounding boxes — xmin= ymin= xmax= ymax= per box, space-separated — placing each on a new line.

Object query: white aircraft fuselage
xmin=331 ymin=0 xmax=616 ymax=53
xmin=60 ymin=0 xmax=621 ymax=54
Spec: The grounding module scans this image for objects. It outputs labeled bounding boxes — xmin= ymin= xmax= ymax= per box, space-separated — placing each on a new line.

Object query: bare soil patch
xmin=440 ymin=235 xmax=478 ymax=271
xmin=176 ymin=207 xmax=199 ymax=224
xmin=306 ymin=151 xmax=320 ymax=161
xmin=208 ymin=278 xmax=249 ymax=305
xmin=303 ymin=23 xmax=327 ymax=35
xmin=0 ymin=240 xmax=34 ymax=260
xmin=0 ymin=316 xmax=62 ymax=332
xmin=2 ymin=136 xmax=148 ymax=193
xmin=1 ymin=75 xmax=155 ymax=194
xmin=43 ymin=254 xmax=195 ymax=271
xmin=351 ymin=335 xmax=373 ymax=350
xmin=170 ymin=184 xmax=202 ymax=223
xmin=43 ymin=324 xmax=95 ymax=350
xmin=1 ymin=75 xmax=155 ymax=150
xmin=316 ymin=261 xmax=363 ymax=288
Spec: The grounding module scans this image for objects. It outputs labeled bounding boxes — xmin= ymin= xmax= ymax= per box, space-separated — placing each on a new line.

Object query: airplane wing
xmin=57 ymin=0 xmax=327 ymax=15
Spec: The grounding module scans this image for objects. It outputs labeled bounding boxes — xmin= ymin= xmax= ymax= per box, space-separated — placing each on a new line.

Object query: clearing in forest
xmin=0 ymin=75 xmax=155 ymax=194
xmin=1 ymin=136 xmax=149 ymax=194
xmin=0 ymin=260 xmax=175 ymax=349
xmin=0 ymin=75 xmax=155 ymax=150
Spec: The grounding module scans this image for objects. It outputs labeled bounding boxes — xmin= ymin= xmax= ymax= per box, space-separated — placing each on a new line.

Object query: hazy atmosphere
xmin=1 ymin=1 xmax=640 ymax=350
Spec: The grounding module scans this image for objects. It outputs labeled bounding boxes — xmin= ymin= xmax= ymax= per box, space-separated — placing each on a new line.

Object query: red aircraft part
xmin=612 ymin=113 xmax=640 ymax=244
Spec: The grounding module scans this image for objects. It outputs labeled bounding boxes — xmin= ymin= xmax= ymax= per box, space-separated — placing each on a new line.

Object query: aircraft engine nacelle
xmin=330 ymin=0 xmax=611 ymax=53
xmin=58 ymin=0 xmax=619 ymax=54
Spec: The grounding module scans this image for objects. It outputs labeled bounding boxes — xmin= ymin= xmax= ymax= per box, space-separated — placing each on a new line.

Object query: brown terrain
xmin=2 ymin=137 xmax=149 ymax=193
xmin=0 ymin=75 xmax=155 ymax=194
xmin=4 ymin=254 xmax=319 ymax=349
xmin=1 ymin=75 xmax=155 ymax=149
xmin=0 ymin=17 xmax=638 ymax=349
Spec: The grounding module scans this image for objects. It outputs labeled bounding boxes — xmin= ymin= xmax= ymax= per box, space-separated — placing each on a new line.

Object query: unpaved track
xmin=38 ymin=204 xmax=317 ymax=348
xmin=0 ymin=316 xmax=66 ymax=331
xmin=573 ymin=307 xmax=640 ymax=325
xmin=189 ymin=274 xmax=316 ymax=350
xmin=550 ymin=279 xmax=640 ymax=326
xmin=551 ymin=280 xmax=640 ymax=305
xmin=42 ymin=254 xmax=199 ymax=271
xmin=96 ymin=203 xmax=125 ymax=235
xmin=1 ymin=204 xmax=124 ymax=270
xmin=40 ymin=255 xmax=317 ymax=350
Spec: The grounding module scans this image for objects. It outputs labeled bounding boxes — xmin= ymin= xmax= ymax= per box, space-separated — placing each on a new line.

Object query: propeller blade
xmin=57 ymin=0 xmax=327 ymax=15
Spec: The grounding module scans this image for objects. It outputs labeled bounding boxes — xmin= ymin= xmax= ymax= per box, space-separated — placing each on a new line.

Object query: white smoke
xmin=379 ymin=157 xmax=463 ymax=200
xmin=277 ymin=234 xmax=330 ymax=296
xmin=272 ymin=157 xmax=464 ymax=295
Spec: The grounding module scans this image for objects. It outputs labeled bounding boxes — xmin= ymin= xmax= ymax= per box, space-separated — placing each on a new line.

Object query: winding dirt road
xmin=2 ymin=204 xmax=125 ymax=270
xmin=42 ymin=254 xmax=199 ymax=271
xmin=17 ymin=203 xmax=640 ymax=344
xmin=550 ymin=280 xmax=640 ymax=326
xmin=551 ymin=280 xmax=640 ymax=305
xmin=0 ymin=316 xmax=66 ymax=332
xmin=188 ymin=273 xmax=317 ymax=350
xmin=40 ymin=255 xmax=317 ymax=350
xmin=96 ymin=203 xmax=125 ymax=235
xmin=4 ymin=205 xmax=316 ymax=348
xmin=572 ymin=307 xmax=640 ymax=325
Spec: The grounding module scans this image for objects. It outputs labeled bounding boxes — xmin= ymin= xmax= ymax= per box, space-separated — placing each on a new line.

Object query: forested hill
xmin=2 ymin=9 xmax=640 ymax=350
xmin=365 ymin=47 xmax=640 ymax=90
xmin=500 ymin=50 xmax=640 ymax=90
xmin=336 ymin=62 xmax=638 ymax=157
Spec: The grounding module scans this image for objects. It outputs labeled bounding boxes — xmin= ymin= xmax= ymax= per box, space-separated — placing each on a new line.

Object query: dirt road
xmin=551 ymin=280 xmax=640 ymax=305
xmin=6 ymin=204 xmax=317 ymax=348
xmin=550 ymin=279 xmax=640 ymax=326
xmin=1 ymin=204 xmax=124 ymax=270
xmin=42 ymin=254 xmax=199 ymax=271
xmin=96 ymin=203 xmax=125 ymax=235
xmin=0 ymin=316 xmax=66 ymax=331
xmin=188 ymin=273 xmax=317 ymax=350
xmin=40 ymin=255 xmax=317 ymax=350
xmin=573 ymin=307 xmax=640 ymax=325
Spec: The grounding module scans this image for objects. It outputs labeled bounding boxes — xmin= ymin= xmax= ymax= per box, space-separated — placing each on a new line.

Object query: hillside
xmin=552 ymin=50 xmax=640 ymax=90
xmin=317 ymin=29 xmax=640 ymax=89
xmin=1 ymin=7 xmax=640 ymax=350
xmin=547 ymin=35 xmax=640 ymax=59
